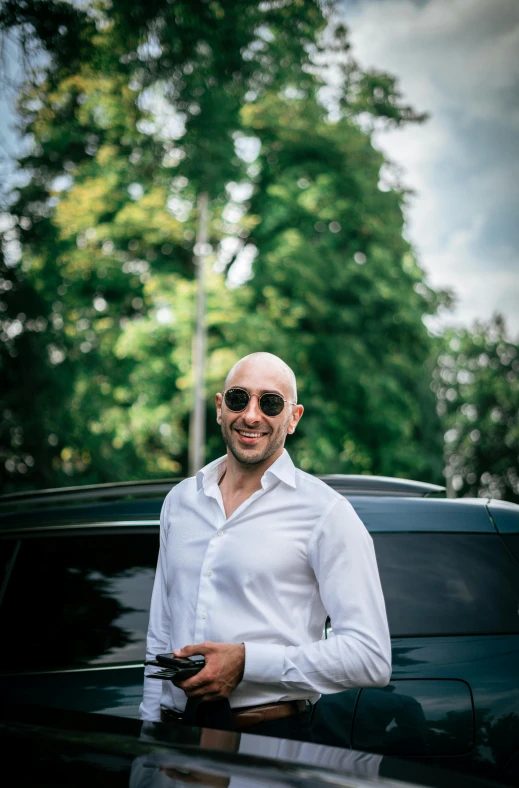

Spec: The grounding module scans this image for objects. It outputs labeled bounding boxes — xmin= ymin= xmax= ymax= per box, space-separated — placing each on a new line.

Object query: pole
xmin=188 ymin=191 xmax=209 ymax=476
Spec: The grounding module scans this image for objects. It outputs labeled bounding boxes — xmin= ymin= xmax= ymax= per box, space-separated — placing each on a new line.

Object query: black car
xmin=0 ymin=701 xmax=507 ymax=788
xmin=0 ymin=475 xmax=518 ymax=786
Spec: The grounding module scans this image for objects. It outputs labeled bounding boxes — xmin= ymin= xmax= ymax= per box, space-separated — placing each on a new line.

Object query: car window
xmin=0 ymin=532 xmax=158 ymax=671
xmin=372 ymin=534 xmax=519 ymax=637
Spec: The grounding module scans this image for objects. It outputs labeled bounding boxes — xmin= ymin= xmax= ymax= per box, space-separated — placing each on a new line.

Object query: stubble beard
xmin=220 ymin=420 xmax=286 ymax=466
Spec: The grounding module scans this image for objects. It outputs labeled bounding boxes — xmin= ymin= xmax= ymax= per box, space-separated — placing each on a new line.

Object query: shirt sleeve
xmin=242 ymin=497 xmax=391 ymax=694
xmin=139 ymin=493 xmax=173 ymax=721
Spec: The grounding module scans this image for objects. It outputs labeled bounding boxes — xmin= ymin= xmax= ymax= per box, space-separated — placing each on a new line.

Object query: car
xmin=0 ymin=475 xmax=518 ymax=786
xmin=0 ymin=699 xmax=507 ymax=788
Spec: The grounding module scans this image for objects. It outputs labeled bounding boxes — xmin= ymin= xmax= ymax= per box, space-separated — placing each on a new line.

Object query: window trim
xmin=0 ymin=521 xmax=159 ymax=538
xmin=0 ymin=538 xmax=21 ymax=608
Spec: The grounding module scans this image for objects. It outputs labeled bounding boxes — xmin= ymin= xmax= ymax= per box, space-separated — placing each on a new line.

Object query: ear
xmin=215 ymin=392 xmax=223 ymax=425
xmin=287 ymin=404 xmax=304 ymax=434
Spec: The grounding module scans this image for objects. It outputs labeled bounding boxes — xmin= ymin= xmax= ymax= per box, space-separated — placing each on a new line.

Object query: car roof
xmin=1 ymin=476 xmax=517 ymax=535
xmin=0 ymin=473 xmax=445 ymax=504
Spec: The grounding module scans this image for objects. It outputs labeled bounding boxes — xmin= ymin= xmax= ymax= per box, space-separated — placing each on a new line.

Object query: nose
xmin=242 ymin=393 xmax=263 ymax=422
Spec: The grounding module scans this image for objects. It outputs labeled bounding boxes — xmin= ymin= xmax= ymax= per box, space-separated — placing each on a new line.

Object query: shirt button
xmin=201 ymin=613 xmax=207 ymax=620
xmin=216 ymin=530 xmax=223 ymax=536
xmin=208 ymin=570 xmax=213 ymax=577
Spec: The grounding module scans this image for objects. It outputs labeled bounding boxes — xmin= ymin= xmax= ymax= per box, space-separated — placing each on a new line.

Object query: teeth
xmin=238 ymin=431 xmax=263 ymax=438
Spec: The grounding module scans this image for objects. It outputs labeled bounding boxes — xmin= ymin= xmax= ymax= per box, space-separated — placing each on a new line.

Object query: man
xmin=139 ymin=352 xmax=391 ymax=739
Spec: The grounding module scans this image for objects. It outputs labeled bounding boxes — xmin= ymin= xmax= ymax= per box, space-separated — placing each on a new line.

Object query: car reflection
xmin=313 ymin=680 xmax=474 ymax=757
xmin=131 ymin=728 xmax=384 ymax=788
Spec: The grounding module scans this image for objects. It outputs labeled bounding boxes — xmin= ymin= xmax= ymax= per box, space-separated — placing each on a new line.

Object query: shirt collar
xmin=195 ymin=448 xmax=296 ymax=493
xmin=261 ymin=449 xmax=297 ymax=489
xmin=196 ymin=455 xmax=226 ymax=492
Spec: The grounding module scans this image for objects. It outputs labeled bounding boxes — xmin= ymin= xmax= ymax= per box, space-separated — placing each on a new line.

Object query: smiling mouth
xmin=235 ymin=429 xmax=268 ymax=442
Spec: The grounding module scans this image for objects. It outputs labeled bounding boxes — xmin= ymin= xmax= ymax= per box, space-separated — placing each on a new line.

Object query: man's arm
xmin=139 ymin=493 xmax=173 ymax=721
xmin=242 ymin=497 xmax=391 ymax=694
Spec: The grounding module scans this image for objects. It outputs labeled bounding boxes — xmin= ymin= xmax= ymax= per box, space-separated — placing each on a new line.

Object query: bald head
xmin=224 ymin=352 xmax=297 ymax=402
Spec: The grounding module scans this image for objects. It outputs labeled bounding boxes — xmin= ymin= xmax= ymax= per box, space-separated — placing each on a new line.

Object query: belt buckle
xmin=161 ymin=706 xmax=184 ymax=723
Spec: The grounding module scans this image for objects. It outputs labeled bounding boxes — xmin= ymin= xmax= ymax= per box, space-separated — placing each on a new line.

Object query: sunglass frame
xmin=223 ymin=387 xmax=296 ymax=417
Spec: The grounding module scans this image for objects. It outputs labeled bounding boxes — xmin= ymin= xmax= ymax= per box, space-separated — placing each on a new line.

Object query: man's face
xmin=216 ymin=358 xmax=303 ymax=467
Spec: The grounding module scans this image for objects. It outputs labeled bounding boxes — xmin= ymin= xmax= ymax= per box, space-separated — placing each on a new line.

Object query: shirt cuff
xmin=243 ymin=642 xmax=285 ymax=683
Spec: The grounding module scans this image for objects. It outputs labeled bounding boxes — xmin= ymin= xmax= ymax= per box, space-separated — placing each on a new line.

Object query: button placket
xmin=194 ymin=520 xmax=225 ymax=640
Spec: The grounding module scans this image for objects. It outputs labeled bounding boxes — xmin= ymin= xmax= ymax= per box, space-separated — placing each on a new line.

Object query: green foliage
xmin=0 ymin=0 xmax=331 ymax=488
xmin=234 ymin=90 xmax=444 ymax=478
xmin=433 ymin=317 xmax=519 ymax=503
xmin=0 ymin=0 xmax=468 ymax=495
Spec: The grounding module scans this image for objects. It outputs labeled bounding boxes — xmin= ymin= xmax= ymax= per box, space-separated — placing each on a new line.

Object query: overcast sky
xmin=1 ymin=0 xmax=518 ymax=337
xmin=340 ymin=0 xmax=519 ymax=337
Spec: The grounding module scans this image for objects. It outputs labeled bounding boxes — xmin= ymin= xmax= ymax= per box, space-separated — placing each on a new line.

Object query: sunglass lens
xmin=225 ymin=389 xmax=249 ymax=411
xmin=260 ymin=393 xmax=285 ymax=416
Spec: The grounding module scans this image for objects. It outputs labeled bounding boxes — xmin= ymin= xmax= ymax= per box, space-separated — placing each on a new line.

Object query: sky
xmin=1 ymin=0 xmax=518 ymax=338
xmin=340 ymin=0 xmax=519 ymax=337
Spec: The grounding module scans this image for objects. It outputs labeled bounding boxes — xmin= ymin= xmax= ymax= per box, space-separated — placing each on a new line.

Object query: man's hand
xmin=173 ymin=642 xmax=245 ymax=703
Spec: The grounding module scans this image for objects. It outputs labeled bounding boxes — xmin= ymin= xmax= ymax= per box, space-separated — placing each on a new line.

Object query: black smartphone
xmin=155 ymin=653 xmax=205 ymax=683
xmin=156 ymin=654 xmax=205 ymax=669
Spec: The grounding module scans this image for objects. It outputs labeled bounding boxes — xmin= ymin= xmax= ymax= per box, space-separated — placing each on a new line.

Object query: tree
xmin=0 ymin=0 xmax=330 ymax=490
xmin=1 ymin=0 xmax=446 ymax=491
xmin=237 ymin=89 xmax=445 ymax=478
xmin=433 ymin=316 xmax=519 ymax=503
xmin=78 ymin=81 xmax=445 ymax=482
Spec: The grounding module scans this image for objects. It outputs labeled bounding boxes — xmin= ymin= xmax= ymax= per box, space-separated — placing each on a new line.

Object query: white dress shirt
xmin=139 ymin=450 xmax=391 ymax=721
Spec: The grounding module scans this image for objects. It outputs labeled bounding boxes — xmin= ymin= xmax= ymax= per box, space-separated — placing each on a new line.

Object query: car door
xmin=312 ymin=528 xmax=519 ymax=779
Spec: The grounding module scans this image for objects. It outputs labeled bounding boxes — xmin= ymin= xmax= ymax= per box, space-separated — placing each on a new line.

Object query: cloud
xmin=423 ymin=219 xmax=519 ymax=335
xmin=342 ymin=0 xmax=519 ymax=338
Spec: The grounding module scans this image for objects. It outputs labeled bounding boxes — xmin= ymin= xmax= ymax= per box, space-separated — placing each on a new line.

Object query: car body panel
xmin=313 ymin=635 xmax=519 ymax=782
xmin=348 ymin=498 xmax=495 ymax=533
xmin=0 ymin=664 xmax=145 ymax=718
xmin=0 ymin=493 xmax=498 ymax=533
xmin=0 ymin=702 xmax=505 ymax=788
xmin=353 ymin=679 xmax=474 ymax=757
xmin=1 ymin=480 xmax=518 ymax=787
xmin=0 ymin=499 xmax=164 ymax=530
xmin=487 ymin=500 xmax=519 ymax=534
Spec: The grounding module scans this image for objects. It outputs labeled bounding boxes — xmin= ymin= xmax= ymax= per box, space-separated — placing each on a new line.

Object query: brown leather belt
xmin=231 ymin=700 xmax=308 ymax=730
xmin=161 ymin=699 xmax=308 ymax=730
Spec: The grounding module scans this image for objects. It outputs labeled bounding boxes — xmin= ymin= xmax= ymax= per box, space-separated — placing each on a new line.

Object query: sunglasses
xmin=223 ymin=388 xmax=296 ymax=417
